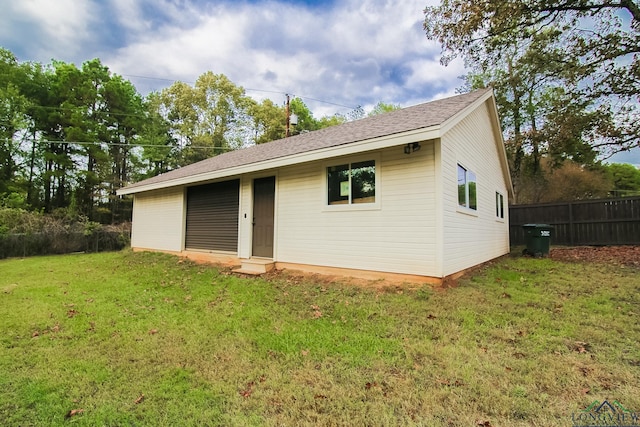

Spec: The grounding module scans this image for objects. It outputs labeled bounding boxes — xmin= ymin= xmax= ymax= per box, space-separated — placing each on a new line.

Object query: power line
xmin=38 ymin=139 xmax=236 ymax=151
xmin=121 ymin=74 xmax=180 ymax=83
xmin=15 ymin=105 xmax=149 ymax=119
xmin=290 ymin=94 xmax=358 ymax=110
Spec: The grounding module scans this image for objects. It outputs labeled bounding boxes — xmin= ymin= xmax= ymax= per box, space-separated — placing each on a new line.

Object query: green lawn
xmin=1 ymin=250 xmax=638 ymax=426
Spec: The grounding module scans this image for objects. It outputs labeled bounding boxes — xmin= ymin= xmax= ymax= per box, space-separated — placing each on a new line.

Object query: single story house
xmin=117 ymin=88 xmax=513 ymax=283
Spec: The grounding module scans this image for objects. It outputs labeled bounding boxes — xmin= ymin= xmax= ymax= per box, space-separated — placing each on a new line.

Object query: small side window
xmin=496 ymin=192 xmax=504 ymax=219
xmin=457 ymin=164 xmax=477 ymax=211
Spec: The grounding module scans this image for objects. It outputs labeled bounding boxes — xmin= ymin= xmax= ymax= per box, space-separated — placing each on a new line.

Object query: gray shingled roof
xmin=121 ymin=88 xmax=491 ymax=191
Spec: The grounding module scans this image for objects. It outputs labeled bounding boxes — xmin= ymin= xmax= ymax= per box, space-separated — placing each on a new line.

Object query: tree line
xmin=1 ymin=48 xmax=398 ymax=223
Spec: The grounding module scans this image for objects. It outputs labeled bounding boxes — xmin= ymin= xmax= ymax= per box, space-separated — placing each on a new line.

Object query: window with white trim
xmin=496 ymin=191 xmax=504 ymax=219
xmin=327 ymin=160 xmax=376 ymax=205
xmin=457 ymin=164 xmax=477 ymax=210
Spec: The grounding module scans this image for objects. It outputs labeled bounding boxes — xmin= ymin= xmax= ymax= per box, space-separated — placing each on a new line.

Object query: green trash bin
xmin=522 ymin=224 xmax=553 ymax=257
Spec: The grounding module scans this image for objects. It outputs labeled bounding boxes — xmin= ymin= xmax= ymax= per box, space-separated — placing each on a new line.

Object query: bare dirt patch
xmin=260 ymin=268 xmax=430 ymax=291
xmin=549 ymin=245 xmax=640 ymax=268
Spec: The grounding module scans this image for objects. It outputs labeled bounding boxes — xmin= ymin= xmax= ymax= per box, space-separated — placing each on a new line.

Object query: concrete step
xmin=233 ymin=258 xmax=275 ymax=275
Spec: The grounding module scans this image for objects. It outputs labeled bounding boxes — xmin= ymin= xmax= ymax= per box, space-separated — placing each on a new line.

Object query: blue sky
xmin=0 ymin=0 xmax=460 ymax=118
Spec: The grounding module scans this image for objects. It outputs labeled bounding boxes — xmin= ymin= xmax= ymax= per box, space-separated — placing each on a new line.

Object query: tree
xmin=158 ymin=73 xmax=255 ymax=166
xmin=64 ymin=59 xmax=111 ymax=218
xmin=317 ymin=114 xmax=346 ymax=128
xmin=289 ymin=97 xmax=319 ymax=133
xmin=21 ymin=59 xmax=145 ymax=221
xmin=541 ymin=160 xmax=611 ymax=202
xmin=39 ymin=60 xmax=82 ymax=212
xmin=102 ymin=74 xmax=146 ymax=222
xmin=21 ymin=61 xmax=53 ymax=208
xmin=0 ymin=49 xmax=30 ymax=205
xmin=136 ymin=92 xmax=177 ymax=179
xmin=424 ymin=0 xmax=640 ymax=157
xmin=0 ymin=55 xmax=151 ymax=220
xmin=249 ymin=99 xmax=285 ymax=144
xmin=0 ymin=49 xmax=169 ymax=221
xmin=288 ymin=97 xmax=346 ymax=135
xmin=456 ymin=30 xmax=591 ymax=201
xmin=516 ymin=158 xmax=612 ymax=203
xmin=368 ymin=101 xmax=401 ymax=116
xmin=603 ymin=163 xmax=640 ymax=196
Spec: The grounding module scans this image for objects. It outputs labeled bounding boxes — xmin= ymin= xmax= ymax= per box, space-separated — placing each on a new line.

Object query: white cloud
xmin=6 ymin=0 xmax=96 ymax=59
xmin=405 ymin=57 xmax=466 ymax=90
xmin=108 ymin=0 xmax=150 ymax=33
xmin=106 ymin=4 xmax=252 ymax=81
xmin=1 ymin=0 xmax=462 ymax=117
xmin=326 ymin=0 xmax=427 ymax=59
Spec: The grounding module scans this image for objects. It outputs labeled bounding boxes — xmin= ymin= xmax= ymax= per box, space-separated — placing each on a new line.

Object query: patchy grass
xmin=0 ymin=251 xmax=638 ymax=426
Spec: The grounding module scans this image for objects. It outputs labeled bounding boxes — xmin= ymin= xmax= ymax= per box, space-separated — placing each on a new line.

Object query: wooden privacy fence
xmin=509 ymin=196 xmax=640 ymax=246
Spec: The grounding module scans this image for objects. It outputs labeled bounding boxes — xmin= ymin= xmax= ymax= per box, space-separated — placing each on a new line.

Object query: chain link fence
xmin=0 ymin=208 xmax=131 ymax=259
xmin=0 ymin=228 xmax=130 ymax=259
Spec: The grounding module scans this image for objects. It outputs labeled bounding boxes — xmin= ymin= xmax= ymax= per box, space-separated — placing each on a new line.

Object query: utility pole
xmin=285 ymin=94 xmax=291 ymax=138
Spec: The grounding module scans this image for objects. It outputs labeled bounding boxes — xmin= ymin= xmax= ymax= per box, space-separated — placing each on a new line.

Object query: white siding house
xmin=440 ymin=100 xmax=511 ymax=276
xmin=130 ymin=187 xmax=185 ymax=252
xmin=117 ymin=89 xmax=513 ymax=282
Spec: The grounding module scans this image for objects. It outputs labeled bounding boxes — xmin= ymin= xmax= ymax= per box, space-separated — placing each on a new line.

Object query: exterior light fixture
xmin=404 ymin=142 xmax=421 ymax=154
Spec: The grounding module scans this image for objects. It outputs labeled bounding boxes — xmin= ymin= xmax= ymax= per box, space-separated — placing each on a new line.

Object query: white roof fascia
xmin=117 ymin=126 xmax=442 ymax=195
xmin=486 ymin=95 xmax=515 ymax=198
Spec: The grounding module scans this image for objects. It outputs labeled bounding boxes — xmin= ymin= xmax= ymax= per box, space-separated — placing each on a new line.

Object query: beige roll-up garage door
xmin=185 ymin=179 xmax=240 ymax=252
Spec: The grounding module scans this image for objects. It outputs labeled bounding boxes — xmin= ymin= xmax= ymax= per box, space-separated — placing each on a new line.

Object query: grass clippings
xmin=0 ymin=250 xmax=638 ymax=426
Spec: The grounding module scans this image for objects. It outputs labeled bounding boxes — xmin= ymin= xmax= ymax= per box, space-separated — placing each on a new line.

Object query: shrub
xmin=0 ymin=208 xmax=131 ymax=259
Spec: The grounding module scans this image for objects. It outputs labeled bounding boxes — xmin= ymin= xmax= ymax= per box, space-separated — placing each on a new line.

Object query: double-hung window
xmin=327 ymin=160 xmax=376 ymax=205
xmin=457 ymin=164 xmax=477 ymax=210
